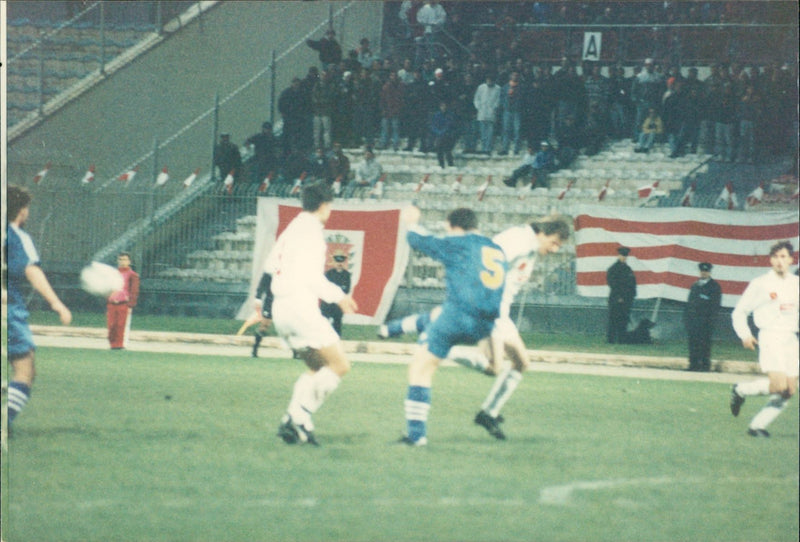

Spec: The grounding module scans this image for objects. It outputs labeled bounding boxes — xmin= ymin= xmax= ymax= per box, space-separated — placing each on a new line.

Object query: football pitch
xmin=2 ymin=346 xmax=798 ymax=542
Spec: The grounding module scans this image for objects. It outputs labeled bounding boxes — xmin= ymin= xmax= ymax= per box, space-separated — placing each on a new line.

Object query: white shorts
xmin=758 ymin=329 xmax=799 ymax=377
xmin=492 ymin=316 xmax=520 ymax=343
xmin=272 ymin=297 xmax=340 ymax=352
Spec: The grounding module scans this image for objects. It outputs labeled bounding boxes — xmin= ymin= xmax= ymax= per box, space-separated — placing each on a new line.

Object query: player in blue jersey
xmin=4 ymin=186 xmax=72 ymax=436
xmin=400 ymin=205 xmax=507 ymax=446
xmin=385 ymin=217 xmax=571 ymax=440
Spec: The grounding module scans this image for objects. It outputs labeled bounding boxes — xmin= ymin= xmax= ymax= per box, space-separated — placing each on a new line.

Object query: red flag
xmin=477 ymin=175 xmax=492 ymax=201
xmin=745 ymin=182 xmax=764 ymax=209
xmin=223 ymin=170 xmax=235 ymax=194
xmin=598 ymin=179 xmax=611 ymax=201
xmin=119 ymin=166 xmax=138 ymax=183
xmin=183 ymin=168 xmax=200 ymax=188
xmin=81 ymin=165 xmax=95 ymax=184
xmin=259 ymin=171 xmax=274 ymax=193
xmin=155 ymin=166 xmax=169 ymax=186
xmin=574 ymin=207 xmax=799 ymax=308
xmin=557 ymin=180 xmax=574 ymax=201
xmin=33 ymin=162 xmax=51 ymax=184
xmin=414 ymin=174 xmax=430 ymax=193
xmin=637 ymin=180 xmax=659 ymax=199
xmin=680 ymin=182 xmax=696 ymax=207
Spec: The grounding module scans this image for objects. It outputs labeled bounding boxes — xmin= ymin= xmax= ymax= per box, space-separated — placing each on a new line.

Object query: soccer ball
xmin=80 ymin=261 xmax=124 ymax=298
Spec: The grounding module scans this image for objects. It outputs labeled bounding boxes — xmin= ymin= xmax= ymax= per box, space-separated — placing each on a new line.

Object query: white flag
xmin=81 ymin=165 xmax=95 ymax=184
xmin=745 ymin=182 xmax=764 ymax=209
xmin=155 ymin=167 xmax=170 ymax=186
xmin=119 ymin=167 xmax=138 ymax=183
xmin=183 ymin=168 xmax=200 ymax=188
xmin=33 ymin=162 xmax=51 ymax=184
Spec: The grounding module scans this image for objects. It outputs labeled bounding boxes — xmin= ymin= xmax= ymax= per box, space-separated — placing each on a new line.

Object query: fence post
xmin=269 ymin=50 xmax=276 ymax=125
xmin=99 ymin=1 xmax=106 ymax=75
xmin=156 ymin=1 xmax=163 ymax=35
xmin=211 ymin=93 xmax=220 ymax=182
xmin=150 ymin=136 xmax=159 ymax=218
xmin=37 ymin=36 xmax=45 ymax=116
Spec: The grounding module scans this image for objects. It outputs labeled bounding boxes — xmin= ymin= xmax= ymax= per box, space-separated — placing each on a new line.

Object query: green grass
xmin=3 ymin=347 xmax=797 ymax=542
xmin=27 ymin=310 xmax=753 ymax=361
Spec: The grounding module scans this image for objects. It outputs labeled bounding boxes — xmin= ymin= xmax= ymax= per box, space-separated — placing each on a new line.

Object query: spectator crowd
xmin=215 ymin=1 xmax=796 ymax=195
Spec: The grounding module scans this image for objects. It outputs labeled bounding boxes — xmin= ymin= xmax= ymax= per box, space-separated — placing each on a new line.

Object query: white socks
xmin=287 ymin=367 xmax=341 ymax=429
xmin=750 ymin=394 xmax=788 ymax=431
xmin=482 ymin=368 xmax=523 ymax=418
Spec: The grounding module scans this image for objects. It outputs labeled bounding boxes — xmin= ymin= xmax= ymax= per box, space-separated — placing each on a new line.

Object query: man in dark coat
xmin=684 ymin=262 xmax=722 ymax=371
xmin=606 ymin=246 xmax=637 ymax=344
xmin=306 ymin=29 xmax=342 ymax=71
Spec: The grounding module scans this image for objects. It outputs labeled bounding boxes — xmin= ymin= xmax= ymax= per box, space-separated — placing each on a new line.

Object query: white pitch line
xmin=538 ymin=474 xmax=799 ymax=506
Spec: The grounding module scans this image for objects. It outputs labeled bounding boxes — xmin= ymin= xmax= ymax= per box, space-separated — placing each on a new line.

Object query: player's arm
xmin=731 ymin=281 xmax=758 ymax=349
xmin=25 ymin=264 xmax=71 ymax=325
xmin=128 ymin=272 xmax=140 ymax=308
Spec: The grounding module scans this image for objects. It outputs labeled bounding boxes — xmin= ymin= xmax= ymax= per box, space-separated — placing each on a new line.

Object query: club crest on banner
xmin=325 ymin=231 xmax=364 ymax=290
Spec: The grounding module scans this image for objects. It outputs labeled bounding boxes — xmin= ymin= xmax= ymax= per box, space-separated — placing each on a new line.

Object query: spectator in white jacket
xmin=416 ymin=0 xmax=446 ymax=34
xmin=473 ymin=74 xmax=501 ymax=154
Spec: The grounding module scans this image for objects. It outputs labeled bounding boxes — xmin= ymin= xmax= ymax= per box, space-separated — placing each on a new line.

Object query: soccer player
xmin=400 ymin=206 xmax=508 ymax=446
xmin=5 ymin=185 xmax=72 ymax=434
xmin=729 ymin=240 xmax=798 ymax=437
xmin=268 ymin=182 xmax=358 ymax=446
xmin=383 ymin=217 xmax=571 ymax=440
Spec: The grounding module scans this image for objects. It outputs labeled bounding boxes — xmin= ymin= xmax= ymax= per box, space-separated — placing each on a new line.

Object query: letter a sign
xmin=582 ymin=32 xmax=602 ymax=61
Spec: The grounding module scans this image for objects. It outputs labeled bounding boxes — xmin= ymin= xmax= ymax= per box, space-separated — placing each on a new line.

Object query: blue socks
xmin=404 ymin=385 xmax=431 ymax=442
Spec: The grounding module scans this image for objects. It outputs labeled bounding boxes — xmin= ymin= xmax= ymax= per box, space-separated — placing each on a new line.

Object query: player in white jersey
xmin=381 ymin=216 xmax=570 ymax=439
xmin=267 ymin=182 xmax=358 ymax=446
xmin=473 ymin=217 xmax=570 ymax=439
xmin=729 ymin=240 xmax=799 ymax=437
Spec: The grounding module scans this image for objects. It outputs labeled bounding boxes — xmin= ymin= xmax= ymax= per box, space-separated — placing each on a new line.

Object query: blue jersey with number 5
xmin=407 ymin=229 xmax=507 ymax=319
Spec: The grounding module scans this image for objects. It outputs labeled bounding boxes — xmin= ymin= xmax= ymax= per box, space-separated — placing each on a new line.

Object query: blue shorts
xmin=7 ymin=304 xmax=35 ymax=359
xmin=420 ymin=305 xmax=495 ymax=359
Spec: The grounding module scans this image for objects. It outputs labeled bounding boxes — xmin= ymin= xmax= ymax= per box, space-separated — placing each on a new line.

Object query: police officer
xmin=685 ymin=262 xmax=722 ymax=371
xmin=606 ymin=246 xmax=637 ymax=344
xmin=251 ymin=272 xmax=274 ymax=358
xmin=321 ymin=252 xmax=351 ymax=336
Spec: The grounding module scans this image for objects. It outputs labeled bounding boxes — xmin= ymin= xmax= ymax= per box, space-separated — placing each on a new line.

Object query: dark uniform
xmin=321 ymin=255 xmax=351 ymax=336
xmin=606 ymin=247 xmax=637 ymax=344
xmin=685 ymin=262 xmax=722 ymax=371
xmin=252 ymin=272 xmax=274 ymax=358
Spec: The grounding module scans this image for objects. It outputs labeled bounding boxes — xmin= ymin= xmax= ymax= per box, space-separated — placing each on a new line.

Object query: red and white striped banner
xmin=574 ymin=206 xmax=799 ymax=307
xmin=237 ymin=198 xmax=411 ymax=324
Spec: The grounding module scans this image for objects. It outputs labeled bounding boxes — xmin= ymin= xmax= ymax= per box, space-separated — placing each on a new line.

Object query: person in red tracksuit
xmin=106 ymin=252 xmax=140 ymax=350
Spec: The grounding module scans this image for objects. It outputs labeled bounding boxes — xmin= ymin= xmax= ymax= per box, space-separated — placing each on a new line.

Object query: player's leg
xmin=278 ymin=307 xmax=347 ymax=445
xmin=8 ymin=353 xmax=35 ymax=427
xmin=379 ymin=306 xmax=441 ymax=339
xmin=403 ymin=346 xmax=441 ymax=445
xmin=738 ymin=331 xmax=798 ymax=436
xmin=449 ymin=340 xmax=493 ymax=375
xmin=7 ymin=311 xmax=37 ymax=429
xmin=475 ymin=327 xmax=528 ymax=440
xmin=252 ymin=318 xmax=271 ymax=358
